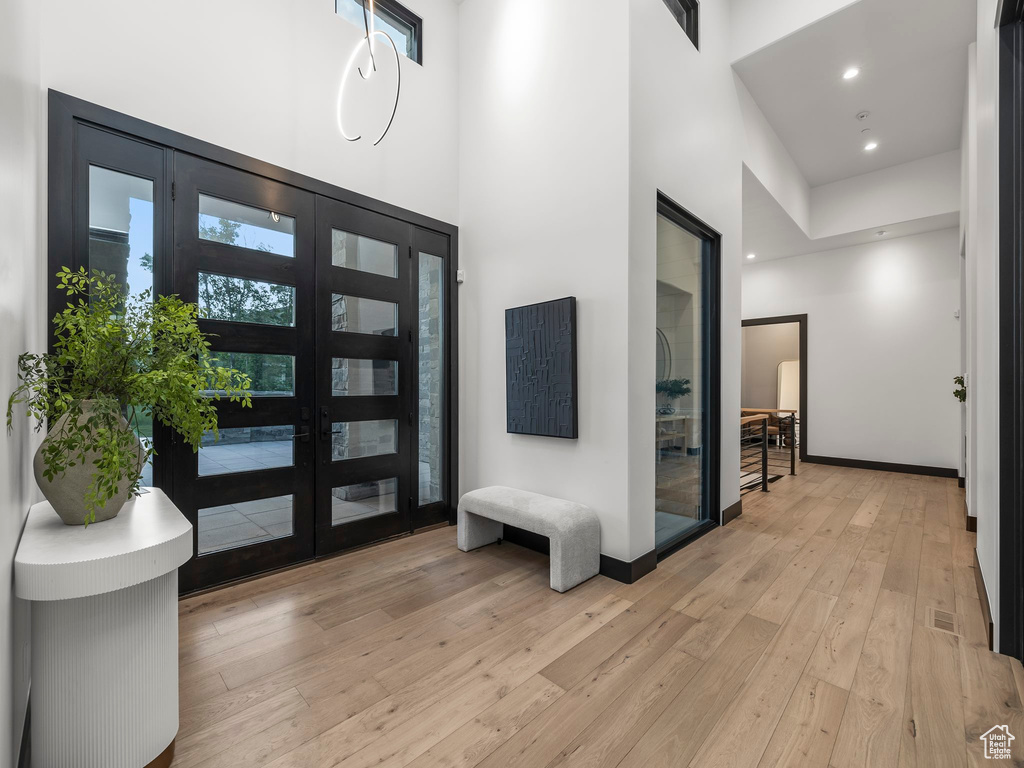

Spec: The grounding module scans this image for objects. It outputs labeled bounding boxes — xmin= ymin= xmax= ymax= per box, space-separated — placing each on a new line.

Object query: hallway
xmin=173 ymin=463 xmax=1015 ymax=768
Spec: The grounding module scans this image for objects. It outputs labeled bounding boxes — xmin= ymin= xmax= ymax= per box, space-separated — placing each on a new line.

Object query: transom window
xmin=336 ymin=0 xmax=422 ymax=64
xmin=661 ymin=0 xmax=699 ymax=50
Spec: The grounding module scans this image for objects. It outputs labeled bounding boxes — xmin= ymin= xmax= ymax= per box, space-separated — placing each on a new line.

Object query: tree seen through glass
xmin=198 ymin=217 xmax=296 ymax=396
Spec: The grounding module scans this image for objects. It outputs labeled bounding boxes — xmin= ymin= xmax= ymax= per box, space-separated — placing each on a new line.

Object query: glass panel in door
xmin=417 ymin=248 xmax=446 ymax=510
xmin=655 ymin=212 xmax=708 ymax=550
xmin=77 ymin=127 xmax=167 ymax=491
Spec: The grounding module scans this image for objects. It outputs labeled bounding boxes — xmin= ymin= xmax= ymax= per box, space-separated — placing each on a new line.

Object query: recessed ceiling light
xmin=746 ymin=253 xmax=756 ymax=260
xmin=864 ymin=141 xmax=878 ymax=151
xmin=843 ymin=67 xmax=860 ymax=80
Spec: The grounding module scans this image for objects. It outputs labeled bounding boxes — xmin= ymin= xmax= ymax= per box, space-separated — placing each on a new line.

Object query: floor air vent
xmin=926 ymin=607 xmax=961 ymax=636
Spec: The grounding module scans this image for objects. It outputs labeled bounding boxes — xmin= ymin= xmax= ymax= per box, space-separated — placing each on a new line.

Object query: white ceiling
xmin=742 ymin=165 xmax=959 ymax=263
xmin=733 ymin=0 xmax=976 ymax=188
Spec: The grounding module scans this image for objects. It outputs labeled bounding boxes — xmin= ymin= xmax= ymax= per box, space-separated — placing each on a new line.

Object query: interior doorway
xmin=740 ymin=315 xmax=808 ymax=493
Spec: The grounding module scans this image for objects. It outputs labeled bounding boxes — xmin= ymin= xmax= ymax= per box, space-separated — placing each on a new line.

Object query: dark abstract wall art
xmin=505 ymin=297 xmax=578 ymax=439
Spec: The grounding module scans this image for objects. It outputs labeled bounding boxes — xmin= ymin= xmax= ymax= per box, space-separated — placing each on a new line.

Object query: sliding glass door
xmin=655 ymin=195 xmax=720 ymax=554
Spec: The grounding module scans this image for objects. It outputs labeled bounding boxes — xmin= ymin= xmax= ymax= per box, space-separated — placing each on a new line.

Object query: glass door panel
xmin=655 ymin=211 xmax=711 ymax=551
xmin=198 ymin=194 xmax=296 ymax=256
xmin=198 ymin=494 xmax=295 ymax=555
xmin=331 ymin=229 xmax=398 ymax=275
xmin=89 ymin=166 xmax=156 ymax=485
xmin=88 ymin=165 xmax=155 ymax=301
xmin=413 ymin=230 xmax=450 ymax=524
xmin=173 ymin=153 xmax=316 ymax=592
xmin=198 ymin=425 xmax=295 ymax=476
xmin=76 ymin=126 xmax=168 ymax=490
xmin=198 ymin=273 xmax=297 ymax=326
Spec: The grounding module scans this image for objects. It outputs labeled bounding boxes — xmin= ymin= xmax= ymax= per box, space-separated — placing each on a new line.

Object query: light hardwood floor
xmin=174 ymin=463 xmax=1024 ymax=768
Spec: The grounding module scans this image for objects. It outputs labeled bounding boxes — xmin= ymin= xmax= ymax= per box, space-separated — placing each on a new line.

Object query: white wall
xmin=737 ymin=76 xmax=811 ymax=234
xmin=39 ymin=0 xmax=460 ymax=225
xmin=810 ymin=150 xmax=962 ymax=239
xmin=457 ymin=0 xmax=634 ymax=560
xmin=629 ymin=0 xmax=745 ymax=559
xmin=730 ymin=0 xmax=859 ymax=63
xmin=743 ymin=228 xmax=961 ymax=470
xmin=459 ymin=0 xmax=751 ymax=563
xmin=966 ymin=0 xmax=1001 ymax=646
xmin=0 ymin=0 xmax=43 ymax=762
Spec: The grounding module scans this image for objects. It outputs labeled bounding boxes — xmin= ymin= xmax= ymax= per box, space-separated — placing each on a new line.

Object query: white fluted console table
xmin=15 ymin=488 xmax=192 ymax=768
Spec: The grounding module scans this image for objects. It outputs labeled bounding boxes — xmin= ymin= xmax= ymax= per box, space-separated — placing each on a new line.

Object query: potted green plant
xmin=656 ymin=378 xmax=691 ymax=415
xmin=7 ymin=268 xmax=251 ymax=526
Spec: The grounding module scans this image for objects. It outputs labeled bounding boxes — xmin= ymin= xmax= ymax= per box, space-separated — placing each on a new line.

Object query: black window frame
xmin=336 ymin=0 xmax=424 ymax=65
xmin=661 ymin=0 xmax=699 ymax=50
xmin=654 ymin=191 xmax=720 ymax=559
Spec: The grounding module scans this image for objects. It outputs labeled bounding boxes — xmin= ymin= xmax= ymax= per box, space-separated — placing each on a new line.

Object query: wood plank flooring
xmin=173 ymin=463 xmax=1024 ymax=768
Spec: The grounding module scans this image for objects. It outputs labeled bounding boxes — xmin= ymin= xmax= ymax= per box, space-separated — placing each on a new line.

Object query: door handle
xmin=320 ymin=407 xmax=331 ymax=441
xmin=293 ymin=428 xmax=310 ymax=443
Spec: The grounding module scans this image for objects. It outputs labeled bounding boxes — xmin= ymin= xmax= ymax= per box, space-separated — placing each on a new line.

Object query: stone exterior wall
xmin=418 ymin=255 xmax=444 ymax=504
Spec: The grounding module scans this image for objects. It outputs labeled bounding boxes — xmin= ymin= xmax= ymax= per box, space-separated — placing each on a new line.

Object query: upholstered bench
xmin=457 ymin=486 xmax=600 ymax=592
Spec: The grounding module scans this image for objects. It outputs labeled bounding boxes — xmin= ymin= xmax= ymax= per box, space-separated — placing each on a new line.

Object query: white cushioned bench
xmin=457 ymin=486 xmax=600 ymax=592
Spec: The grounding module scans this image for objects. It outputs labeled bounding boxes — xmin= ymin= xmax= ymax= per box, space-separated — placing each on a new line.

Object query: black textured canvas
xmin=505 ymin=297 xmax=578 ymax=439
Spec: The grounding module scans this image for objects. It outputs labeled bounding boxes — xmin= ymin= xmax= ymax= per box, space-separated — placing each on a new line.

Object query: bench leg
xmin=457 ymin=507 xmax=503 ymax=552
xmin=550 ymin=533 xmax=601 ymax=593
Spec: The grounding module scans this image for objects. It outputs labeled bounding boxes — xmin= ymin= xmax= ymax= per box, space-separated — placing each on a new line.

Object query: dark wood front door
xmin=172 ymin=156 xmax=453 ymax=590
xmin=313 ymin=196 xmax=415 ymax=553
xmin=173 ymin=153 xmax=317 ymax=592
xmin=50 ymin=93 xmax=458 ymax=595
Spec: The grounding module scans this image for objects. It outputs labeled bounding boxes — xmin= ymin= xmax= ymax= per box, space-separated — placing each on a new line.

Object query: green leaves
xmin=953 ymin=375 xmax=967 ymax=403
xmin=656 ymin=378 xmax=692 ymax=400
xmin=7 ymin=268 xmax=252 ymax=522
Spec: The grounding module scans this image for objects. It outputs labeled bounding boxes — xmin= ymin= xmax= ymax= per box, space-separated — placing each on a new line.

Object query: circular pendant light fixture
xmin=337 ymin=0 xmax=402 ymax=146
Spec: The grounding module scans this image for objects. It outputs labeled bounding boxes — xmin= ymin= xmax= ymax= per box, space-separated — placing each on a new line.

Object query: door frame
xmin=655 ymin=192 xmax=721 ymax=558
xmin=740 ymin=314 xmax=809 ymax=463
xmin=48 ymin=90 xmax=460 ymax=590
xmin=998 ymin=2 xmax=1024 ymax=660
